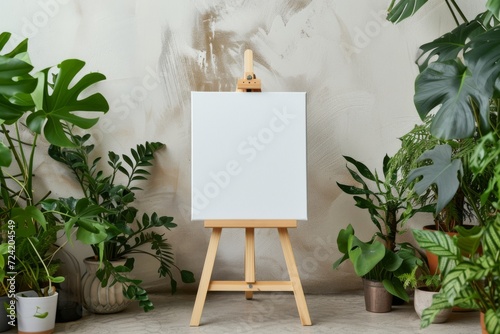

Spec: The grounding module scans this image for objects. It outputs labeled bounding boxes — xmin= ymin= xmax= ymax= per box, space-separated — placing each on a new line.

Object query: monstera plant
xmin=0 ymin=31 xmax=110 ymax=300
xmin=387 ymin=1 xmax=500 ymax=331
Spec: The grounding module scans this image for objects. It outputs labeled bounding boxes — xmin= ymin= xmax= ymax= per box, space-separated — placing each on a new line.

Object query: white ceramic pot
xmin=81 ymin=258 xmax=131 ymax=314
xmin=414 ymin=288 xmax=451 ymax=323
xmin=16 ymin=290 xmax=58 ymax=334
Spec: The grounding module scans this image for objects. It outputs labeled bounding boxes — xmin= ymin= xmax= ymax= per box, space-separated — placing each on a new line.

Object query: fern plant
xmin=48 ymin=130 xmax=194 ymax=311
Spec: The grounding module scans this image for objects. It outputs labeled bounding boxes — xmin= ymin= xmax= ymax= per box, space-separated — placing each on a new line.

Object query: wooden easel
xmin=189 ymin=50 xmax=311 ymax=327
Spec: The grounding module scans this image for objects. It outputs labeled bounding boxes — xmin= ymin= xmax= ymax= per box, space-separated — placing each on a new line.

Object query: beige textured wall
xmin=0 ymin=0 xmax=480 ymax=293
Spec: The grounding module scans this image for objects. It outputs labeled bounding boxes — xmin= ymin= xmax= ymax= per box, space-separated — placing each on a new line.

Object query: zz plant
xmin=48 ymin=131 xmax=195 ymax=312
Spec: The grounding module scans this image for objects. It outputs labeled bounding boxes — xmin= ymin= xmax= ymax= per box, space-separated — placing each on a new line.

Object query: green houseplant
xmin=333 ymin=155 xmax=430 ymax=310
xmin=48 ymin=130 xmax=195 ymax=313
xmin=0 ymin=31 xmax=109 ymax=332
xmin=387 ymin=1 xmax=500 ymax=332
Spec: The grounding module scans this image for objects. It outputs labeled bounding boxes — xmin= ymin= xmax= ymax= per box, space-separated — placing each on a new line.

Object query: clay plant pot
xmin=81 ymin=257 xmax=131 ymax=314
xmin=363 ymin=279 xmax=392 ymax=313
xmin=480 ymin=312 xmax=489 ymax=334
xmin=414 ymin=288 xmax=451 ymax=323
xmin=422 ymin=225 xmax=458 ymax=275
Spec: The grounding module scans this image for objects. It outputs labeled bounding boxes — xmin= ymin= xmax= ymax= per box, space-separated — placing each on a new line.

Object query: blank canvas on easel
xmin=191 ymin=92 xmax=307 ymax=221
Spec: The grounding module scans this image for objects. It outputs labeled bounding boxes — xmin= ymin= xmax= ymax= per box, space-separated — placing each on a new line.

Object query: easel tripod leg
xmin=245 ymin=227 xmax=255 ymax=300
xmin=190 ymin=228 xmax=222 ymax=326
xmin=278 ymin=228 xmax=312 ymax=326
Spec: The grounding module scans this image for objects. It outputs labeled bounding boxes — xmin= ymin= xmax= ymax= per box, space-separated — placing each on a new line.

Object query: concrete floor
xmin=6 ymin=291 xmax=481 ymax=333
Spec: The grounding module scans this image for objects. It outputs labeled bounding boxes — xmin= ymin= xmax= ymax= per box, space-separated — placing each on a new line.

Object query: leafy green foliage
xmin=49 ymin=131 xmax=194 ymax=311
xmin=337 ymin=155 xmax=433 ymax=251
xmin=333 ymin=224 xmax=420 ymax=302
xmin=0 ymin=31 xmax=109 ymax=297
xmin=388 ymin=2 xmax=500 ymax=329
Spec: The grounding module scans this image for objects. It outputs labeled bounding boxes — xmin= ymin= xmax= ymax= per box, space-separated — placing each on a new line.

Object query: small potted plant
xmin=14 ymin=233 xmax=65 ymax=334
xmin=333 ymin=155 xmax=430 ymax=312
xmin=398 ymin=254 xmax=451 ymax=323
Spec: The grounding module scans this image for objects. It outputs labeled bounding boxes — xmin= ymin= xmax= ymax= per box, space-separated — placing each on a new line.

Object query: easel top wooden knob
xmin=236 ymin=49 xmax=261 ymax=92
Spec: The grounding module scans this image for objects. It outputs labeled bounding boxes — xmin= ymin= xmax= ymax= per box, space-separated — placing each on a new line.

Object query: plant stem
xmin=27 ymin=237 xmax=52 ymax=296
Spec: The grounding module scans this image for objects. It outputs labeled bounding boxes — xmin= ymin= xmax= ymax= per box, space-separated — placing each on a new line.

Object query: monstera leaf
xmin=26 ymin=59 xmax=109 ymax=147
xmin=0 ymin=32 xmax=37 ymax=123
xmin=416 ymin=20 xmax=483 ymax=71
xmin=386 ymin=0 xmax=428 ymax=23
xmin=487 ymin=0 xmax=500 ymax=20
xmin=407 ymin=144 xmax=462 ymax=214
xmin=414 ymin=27 xmax=500 ymax=140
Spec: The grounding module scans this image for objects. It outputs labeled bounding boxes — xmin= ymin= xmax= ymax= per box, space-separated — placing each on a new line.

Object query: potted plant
xmin=386 ymin=1 xmax=500 ymax=331
xmin=333 ymin=155 xmax=430 ymax=311
xmin=0 ymin=31 xmax=109 ymax=332
xmin=14 ymin=236 xmax=64 ymax=334
xmin=398 ymin=252 xmax=451 ymax=323
xmin=388 ymin=119 xmax=482 ymax=273
xmin=48 ymin=130 xmax=195 ymax=313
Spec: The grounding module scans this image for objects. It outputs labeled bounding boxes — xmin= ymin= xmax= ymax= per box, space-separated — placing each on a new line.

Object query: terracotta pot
xmin=363 ymin=279 xmax=392 ymax=313
xmin=81 ymin=258 xmax=131 ymax=314
xmin=480 ymin=312 xmax=488 ymax=334
xmin=422 ymin=225 xmax=458 ymax=274
xmin=414 ymin=288 xmax=451 ymax=323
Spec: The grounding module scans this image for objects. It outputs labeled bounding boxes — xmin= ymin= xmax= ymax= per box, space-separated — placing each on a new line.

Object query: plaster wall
xmin=0 ymin=0 xmax=482 ymax=294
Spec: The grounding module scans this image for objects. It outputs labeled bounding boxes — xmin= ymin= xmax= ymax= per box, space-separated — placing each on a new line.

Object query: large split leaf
xmin=407 ymin=144 xmax=462 ymax=213
xmin=415 ymin=27 xmax=500 ymax=140
xmin=414 ymin=60 xmax=489 ymax=139
xmin=416 ymin=21 xmax=483 ymax=72
xmin=0 ymin=32 xmax=37 ymax=123
xmin=386 ymin=0 xmax=428 ymax=23
xmin=27 ymin=59 xmax=109 ymax=147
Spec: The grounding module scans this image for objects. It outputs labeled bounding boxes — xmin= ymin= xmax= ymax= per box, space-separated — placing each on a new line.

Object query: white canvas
xmin=191 ymin=92 xmax=307 ymax=221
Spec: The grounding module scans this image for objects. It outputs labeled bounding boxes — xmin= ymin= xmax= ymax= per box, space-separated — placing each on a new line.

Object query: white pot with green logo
xmin=16 ymin=291 xmax=58 ymax=334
